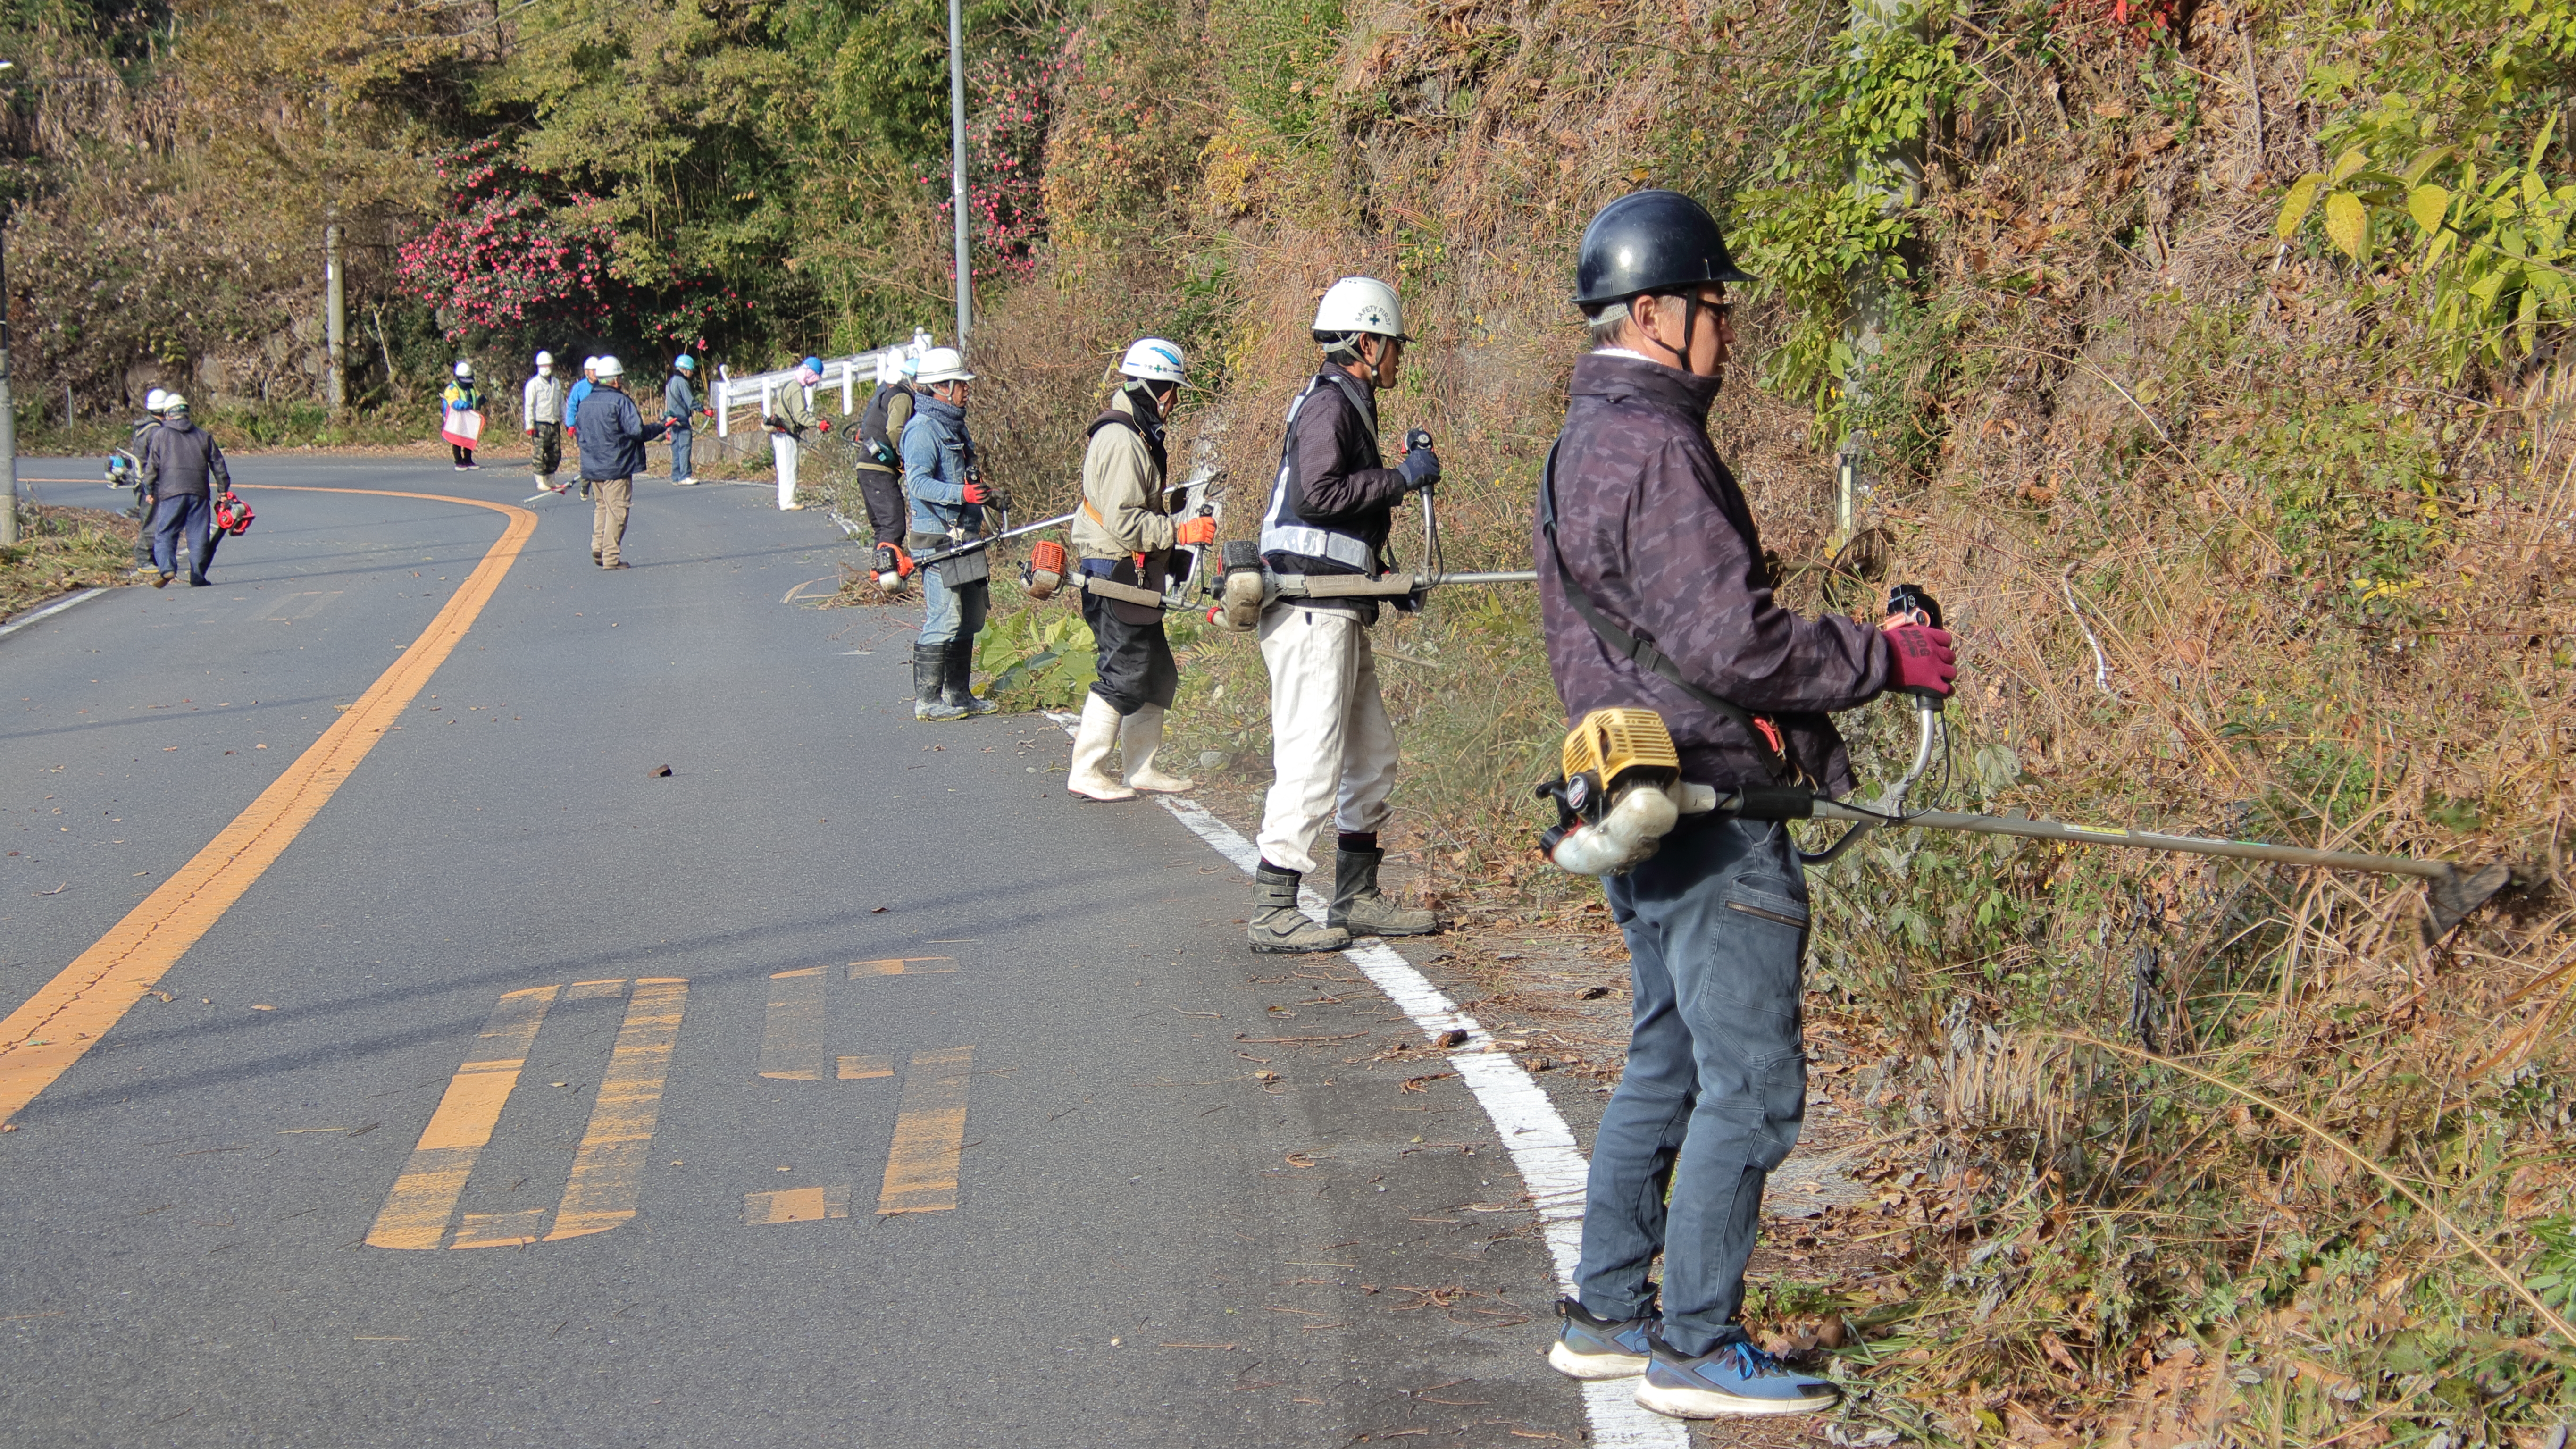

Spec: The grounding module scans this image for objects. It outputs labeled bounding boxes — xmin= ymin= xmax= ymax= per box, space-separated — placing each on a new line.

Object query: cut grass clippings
xmin=0 ymin=502 xmax=139 ymax=620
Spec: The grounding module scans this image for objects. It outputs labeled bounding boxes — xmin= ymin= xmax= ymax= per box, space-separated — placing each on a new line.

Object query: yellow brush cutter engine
xmin=1535 ymin=709 xmax=1720 ymax=876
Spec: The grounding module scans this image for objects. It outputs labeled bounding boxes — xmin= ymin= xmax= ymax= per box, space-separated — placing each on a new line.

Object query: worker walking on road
xmin=139 ymin=394 xmax=231 ymax=589
xmin=903 ymin=347 xmax=1003 ymax=721
xmin=1535 ymin=191 xmax=1955 ymax=1421
xmin=523 ymin=352 xmax=568 ymax=494
xmin=766 ymin=356 xmax=822 ymax=511
xmin=574 ymin=356 xmax=668 ymax=570
xmin=443 ymin=362 xmax=483 ymax=470
xmin=1245 ymin=277 xmax=1444 ymax=954
xmin=124 ymin=388 xmax=169 ymax=576
xmin=855 ymin=352 xmax=920 ymax=586
xmin=664 ymin=355 xmax=701 ymax=485
xmin=1066 ymin=337 xmax=1214 ymax=801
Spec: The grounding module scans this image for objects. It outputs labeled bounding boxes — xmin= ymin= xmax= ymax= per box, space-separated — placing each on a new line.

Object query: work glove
xmin=1175 ymin=516 xmax=1218 ymax=547
xmin=818 ymin=418 xmax=833 ymax=433
xmin=1399 ymin=445 xmax=1441 ymax=491
xmin=962 ymin=481 xmax=991 ymax=505
xmin=1883 ymin=624 xmax=1958 ymax=697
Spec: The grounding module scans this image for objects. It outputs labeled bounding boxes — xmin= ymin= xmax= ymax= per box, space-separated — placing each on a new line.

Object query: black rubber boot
xmin=944 ymin=638 xmax=998 ymax=715
xmin=1246 ymin=864 xmax=1349 ymax=955
xmin=1330 ymin=847 xmax=1442 ymax=937
xmin=915 ymin=645 xmax=965 ymax=722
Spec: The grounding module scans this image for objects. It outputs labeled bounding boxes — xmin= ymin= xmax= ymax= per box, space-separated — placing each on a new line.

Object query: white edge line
xmin=0 ymin=587 xmax=110 ymax=644
xmin=1043 ymin=711 xmax=1685 ymax=1449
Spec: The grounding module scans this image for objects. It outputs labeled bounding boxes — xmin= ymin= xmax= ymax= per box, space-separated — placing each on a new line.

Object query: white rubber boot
xmin=1067 ymin=694 xmax=1137 ymax=801
xmin=1121 ymin=704 xmax=1194 ymax=794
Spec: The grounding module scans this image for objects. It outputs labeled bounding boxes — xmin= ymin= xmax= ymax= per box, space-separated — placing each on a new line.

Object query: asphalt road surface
xmin=0 ymin=456 xmax=1596 ymax=1448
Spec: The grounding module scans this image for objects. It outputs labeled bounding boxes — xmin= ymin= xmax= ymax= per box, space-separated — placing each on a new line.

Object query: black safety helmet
xmin=1572 ymin=189 xmax=1751 ymax=310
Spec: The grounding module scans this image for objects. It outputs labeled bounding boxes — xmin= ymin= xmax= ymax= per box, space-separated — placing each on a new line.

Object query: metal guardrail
xmin=709 ymin=329 xmax=937 ymax=438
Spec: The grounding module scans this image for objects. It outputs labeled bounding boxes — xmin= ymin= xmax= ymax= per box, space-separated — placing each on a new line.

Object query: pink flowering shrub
xmin=926 ymin=44 xmax=1069 ymax=285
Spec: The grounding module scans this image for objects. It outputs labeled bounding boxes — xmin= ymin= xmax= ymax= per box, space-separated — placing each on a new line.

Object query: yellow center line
xmin=877 ymin=1046 xmax=974 ymax=1215
xmin=848 ymin=957 xmax=955 ymax=978
xmin=0 ymin=486 xmax=537 ymax=1127
xmin=546 ymin=978 xmax=689 ymax=1241
xmin=758 ymin=967 xmax=826 ymax=1080
xmin=366 ymin=986 xmax=560 ymax=1250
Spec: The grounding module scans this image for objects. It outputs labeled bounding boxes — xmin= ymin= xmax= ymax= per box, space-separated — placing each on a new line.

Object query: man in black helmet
xmin=1534 ymin=190 xmax=1957 ymax=1421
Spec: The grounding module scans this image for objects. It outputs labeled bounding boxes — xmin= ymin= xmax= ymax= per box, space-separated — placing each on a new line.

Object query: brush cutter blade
xmin=2423 ymin=862 xmax=2513 ymax=943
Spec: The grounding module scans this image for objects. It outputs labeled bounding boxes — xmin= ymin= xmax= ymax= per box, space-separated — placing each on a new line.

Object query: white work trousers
xmin=771 ymin=433 xmax=800 ymax=509
xmin=1254 ymin=604 xmax=1399 ymax=876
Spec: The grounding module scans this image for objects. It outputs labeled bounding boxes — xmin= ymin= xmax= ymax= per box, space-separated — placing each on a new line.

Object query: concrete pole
xmin=0 ymin=213 xmax=17 ymax=549
xmin=1831 ymin=0 xmax=1930 ymax=560
xmin=326 ymin=203 xmax=347 ymax=417
xmin=947 ymin=0 xmax=972 ymax=348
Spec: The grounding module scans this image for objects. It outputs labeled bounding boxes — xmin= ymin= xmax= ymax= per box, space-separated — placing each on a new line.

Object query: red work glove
xmin=818 ymin=418 xmax=833 ymax=433
xmin=1174 ymin=516 xmax=1218 ymax=547
xmin=1883 ymin=624 xmax=1957 ymax=697
xmin=962 ymin=481 xmax=991 ymax=504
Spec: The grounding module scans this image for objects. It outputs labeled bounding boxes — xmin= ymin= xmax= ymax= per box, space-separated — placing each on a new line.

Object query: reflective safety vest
xmin=1258 ymin=370 xmax=1391 ymax=579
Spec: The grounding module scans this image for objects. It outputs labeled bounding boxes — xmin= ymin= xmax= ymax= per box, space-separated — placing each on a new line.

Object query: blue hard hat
xmin=801 ymin=356 xmax=823 ymax=374
xmin=675 ymin=355 xmax=695 ymax=371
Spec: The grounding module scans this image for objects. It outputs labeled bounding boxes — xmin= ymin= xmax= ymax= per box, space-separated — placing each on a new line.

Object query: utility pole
xmin=326 ymin=203 xmax=346 ymax=417
xmin=947 ymin=0 xmax=971 ymax=348
xmin=1829 ymin=0 xmax=1930 ymax=561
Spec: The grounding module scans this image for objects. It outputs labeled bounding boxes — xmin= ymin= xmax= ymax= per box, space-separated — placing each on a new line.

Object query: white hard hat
xmin=877 ymin=353 xmax=906 ymax=386
xmin=162 ymin=392 xmax=190 ymax=412
xmin=594 ymin=355 xmax=624 ymax=379
xmin=1313 ymin=277 xmax=1407 ymax=341
xmin=916 ymin=347 xmax=974 ymax=385
xmin=1119 ymin=337 xmax=1186 ymax=385
xmin=454 ymin=360 xmax=473 ymax=378
xmin=583 ymin=356 xmax=601 ymax=373
xmin=534 ymin=351 xmax=554 ymax=367
xmin=144 ymin=387 xmax=169 ymax=413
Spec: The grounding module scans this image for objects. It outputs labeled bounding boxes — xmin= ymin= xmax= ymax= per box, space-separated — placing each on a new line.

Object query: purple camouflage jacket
xmin=1535 ymin=351 xmax=1890 ymax=796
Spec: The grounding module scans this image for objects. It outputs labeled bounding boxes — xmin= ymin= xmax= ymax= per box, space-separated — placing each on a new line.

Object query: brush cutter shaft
xmin=1804 ymin=801 xmax=2454 ymax=881
xmin=1428 ymin=570 xmax=1540 ymax=585
xmin=909 ymin=510 xmax=1075 ymax=568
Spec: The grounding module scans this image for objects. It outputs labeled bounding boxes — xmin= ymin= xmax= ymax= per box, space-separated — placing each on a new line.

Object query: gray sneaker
xmin=1633 ymin=1334 xmax=1840 ymax=1419
xmin=1547 ymin=1298 xmax=1656 ymax=1380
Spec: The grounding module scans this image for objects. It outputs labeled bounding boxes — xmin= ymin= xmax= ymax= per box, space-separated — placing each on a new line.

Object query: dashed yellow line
xmin=547 ymin=978 xmax=689 ymax=1241
xmin=0 ymin=486 xmax=538 ymax=1127
xmin=744 ymin=1184 xmax=850 ymax=1224
xmin=878 ymin=1046 xmax=973 ymax=1215
xmin=758 ymin=967 xmax=826 ymax=1080
xmin=366 ymin=986 xmax=559 ymax=1250
xmin=836 ymin=1055 xmax=893 ymax=1080
xmin=848 ymin=957 xmax=955 ymax=978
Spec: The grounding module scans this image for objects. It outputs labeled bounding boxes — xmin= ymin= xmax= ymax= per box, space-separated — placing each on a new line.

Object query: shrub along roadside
xmin=0 ymin=503 xmax=139 ymax=620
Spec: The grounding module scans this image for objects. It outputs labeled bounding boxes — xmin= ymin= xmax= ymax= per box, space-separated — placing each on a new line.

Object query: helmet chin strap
xmin=1642 ymin=293 xmax=1708 ymax=378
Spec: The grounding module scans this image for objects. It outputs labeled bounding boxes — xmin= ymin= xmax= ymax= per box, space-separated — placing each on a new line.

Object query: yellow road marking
xmin=546 ymin=978 xmax=689 ymax=1240
xmin=451 ymin=1208 xmax=548 ymax=1249
xmin=758 ymin=967 xmax=826 ymax=1080
xmin=836 ymin=1055 xmax=893 ymax=1080
xmin=849 ymin=957 xmax=955 ymax=978
xmin=0 ymin=486 xmax=537 ymax=1127
xmin=565 ymin=979 xmax=628 ymax=999
xmin=877 ymin=1046 xmax=973 ymax=1215
xmin=744 ymin=1184 xmax=850 ymax=1224
xmin=366 ymin=986 xmax=559 ymax=1250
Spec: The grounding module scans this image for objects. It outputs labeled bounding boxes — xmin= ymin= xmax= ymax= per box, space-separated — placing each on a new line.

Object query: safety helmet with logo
xmin=144 ymin=387 xmax=169 ymax=415
xmin=162 ymin=393 xmax=190 ymax=414
xmin=1572 ymin=189 xmax=1750 ymax=309
xmin=674 ymin=355 xmax=695 ymax=373
xmin=916 ymin=347 xmax=974 ymax=386
xmin=1311 ymin=276 xmax=1407 ymax=351
xmin=1118 ymin=337 xmax=1186 ymax=385
xmin=594 ymin=355 xmax=624 ymax=379
xmin=534 ymin=350 xmax=555 ymax=368
xmin=454 ymin=360 xmax=473 ymax=378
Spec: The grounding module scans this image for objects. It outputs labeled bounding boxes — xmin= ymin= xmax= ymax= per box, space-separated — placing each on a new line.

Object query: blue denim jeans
xmin=151 ymin=494 xmax=212 ymax=580
xmin=918 ymin=569 xmax=988 ymax=648
xmin=668 ymin=425 xmax=693 ymax=482
xmin=1577 ymin=813 xmax=1809 ymax=1357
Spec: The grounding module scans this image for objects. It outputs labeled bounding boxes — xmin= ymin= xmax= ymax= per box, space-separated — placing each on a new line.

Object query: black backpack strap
xmin=1538 ymin=438 xmax=1799 ymax=787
